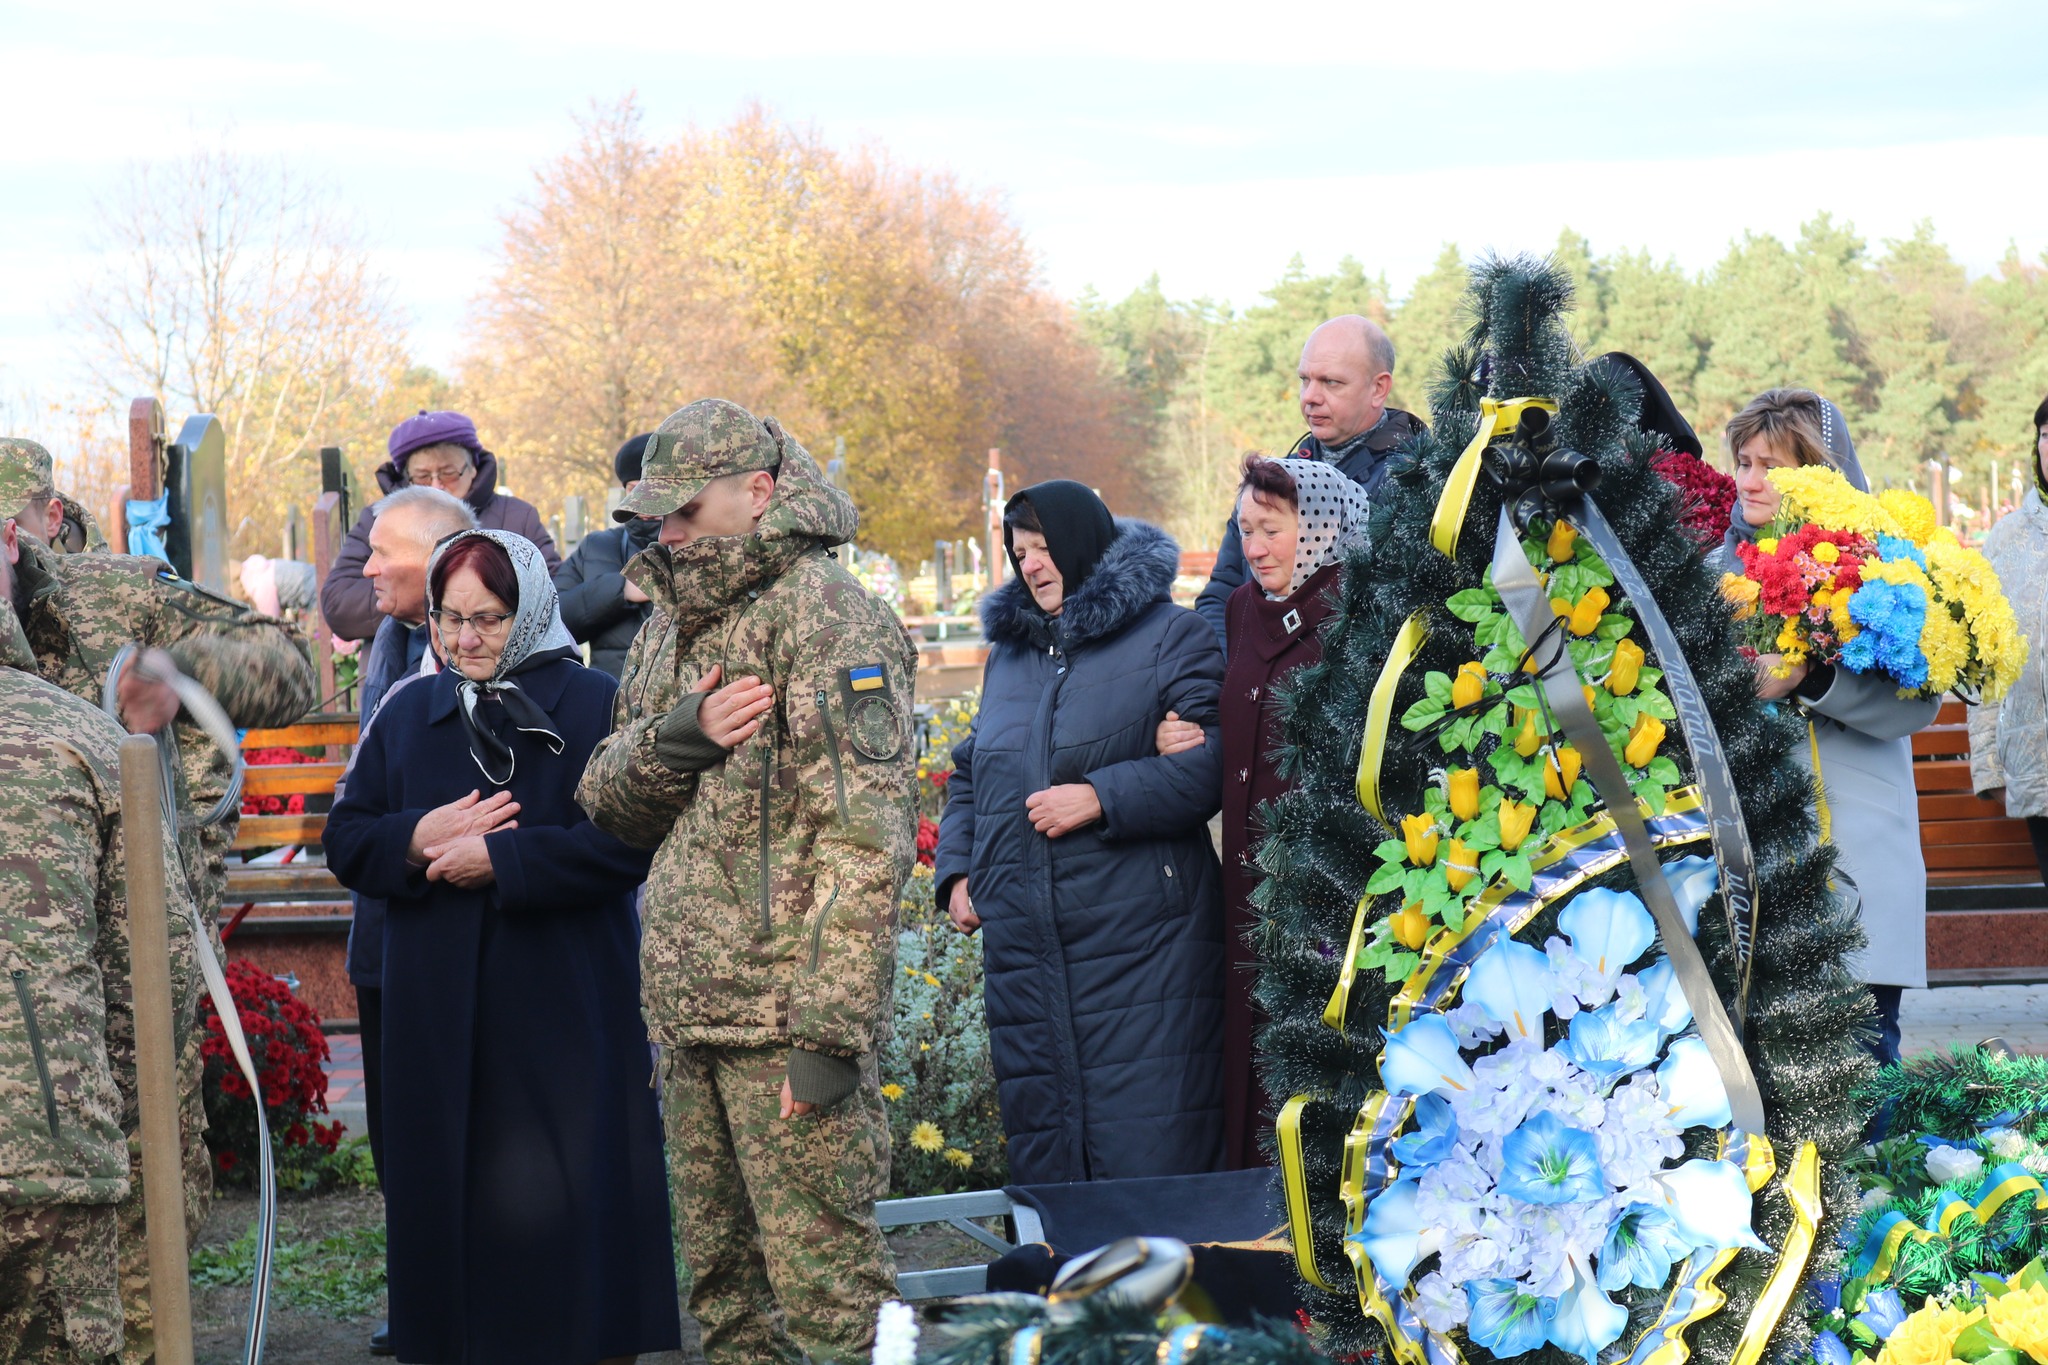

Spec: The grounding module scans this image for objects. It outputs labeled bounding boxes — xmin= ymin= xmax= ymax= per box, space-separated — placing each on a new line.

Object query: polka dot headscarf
xmin=1271 ymin=457 xmax=1370 ymax=600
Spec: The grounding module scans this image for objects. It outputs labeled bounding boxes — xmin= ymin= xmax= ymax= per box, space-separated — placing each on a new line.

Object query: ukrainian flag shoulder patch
xmin=847 ymin=664 xmax=886 ymax=692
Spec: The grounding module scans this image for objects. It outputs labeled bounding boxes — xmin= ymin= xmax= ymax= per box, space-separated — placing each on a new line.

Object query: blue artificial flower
xmin=1811 ymin=1328 xmax=1854 ymax=1365
xmin=1657 ymin=1159 xmax=1768 ymax=1252
xmin=1558 ymin=1005 xmax=1664 ymax=1090
xmin=1658 ymin=856 xmax=1719 ymax=937
xmin=1465 ymin=1279 xmax=1555 ymax=1358
xmin=1464 ymin=937 xmax=1554 ymax=1040
xmin=1549 ymin=1261 xmax=1630 ymax=1365
xmin=1810 ymin=1278 xmax=1842 ymax=1315
xmin=1636 ymin=958 xmax=1693 ymax=1034
xmin=1350 ymin=1177 xmax=1426 ymax=1286
xmin=1597 ymin=1203 xmax=1693 ymax=1291
xmin=1854 ymin=1288 xmax=1908 ymax=1340
xmin=1560 ymin=887 xmax=1658 ymax=981
xmin=1393 ymin=1092 xmax=1459 ymax=1168
xmin=1379 ymin=1014 xmax=1476 ymax=1097
xmin=1499 ymin=1111 xmax=1609 ymax=1206
xmin=1655 ymin=1036 xmax=1734 ymax=1130
xmin=1843 ymin=579 xmax=1929 ymax=690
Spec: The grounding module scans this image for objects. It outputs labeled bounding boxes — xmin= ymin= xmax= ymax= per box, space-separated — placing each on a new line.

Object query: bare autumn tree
xmin=72 ymin=146 xmax=416 ymax=553
xmin=463 ymin=99 xmax=1149 ymax=559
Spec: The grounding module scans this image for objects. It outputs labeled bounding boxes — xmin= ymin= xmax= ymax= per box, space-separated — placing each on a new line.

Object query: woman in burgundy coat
xmin=1159 ymin=454 xmax=1370 ymax=1168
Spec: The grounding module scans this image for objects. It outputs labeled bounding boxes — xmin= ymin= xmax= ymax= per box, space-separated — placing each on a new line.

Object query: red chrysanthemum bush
xmin=199 ymin=960 xmax=344 ymax=1187
xmin=1650 ymin=448 xmax=1739 ymax=548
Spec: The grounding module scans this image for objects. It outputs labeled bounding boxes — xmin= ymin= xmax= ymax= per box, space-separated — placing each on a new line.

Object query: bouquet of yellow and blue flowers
xmin=1720 ymin=468 xmax=2026 ymax=702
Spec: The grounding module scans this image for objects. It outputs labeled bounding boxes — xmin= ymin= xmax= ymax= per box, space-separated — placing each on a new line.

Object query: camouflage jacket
xmin=577 ymin=440 xmax=918 ymax=1058
xmin=14 ymin=536 xmax=317 ymax=923
xmin=0 ymin=600 xmax=188 ymax=1206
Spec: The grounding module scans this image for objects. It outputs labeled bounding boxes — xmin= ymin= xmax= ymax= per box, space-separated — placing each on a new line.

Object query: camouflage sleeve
xmin=783 ymin=612 xmax=919 ymax=1057
xmin=577 ymin=636 xmax=701 ymax=851
xmin=146 ymin=575 xmax=317 ymax=730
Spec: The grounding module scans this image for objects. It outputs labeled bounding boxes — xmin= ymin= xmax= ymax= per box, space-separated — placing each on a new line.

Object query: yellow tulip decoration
xmin=1567 ymin=586 xmax=1610 ymax=637
xmin=1608 ymin=638 xmax=1644 ymax=696
xmin=1543 ymin=745 xmax=1583 ymax=801
xmin=1497 ymin=798 xmax=1536 ymax=852
xmin=1401 ymin=813 xmax=1440 ymax=867
xmin=1448 ymin=767 xmax=1481 ymax=821
xmin=1450 ymin=661 xmax=1488 ymax=710
xmin=1443 ymin=838 xmax=1479 ymax=892
xmin=1513 ymin=707 xmax=1545 ymax=757
xmin=1546 ymin=520 xmax=1578 ymax=563
xmin=1390 ymin=904 xmax=1430 ymax=950
xmin=1625 ymin=713 xmax=1667 ymax=768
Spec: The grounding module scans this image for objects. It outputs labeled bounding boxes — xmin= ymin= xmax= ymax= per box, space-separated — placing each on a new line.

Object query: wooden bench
xmin=1914 ymin=700 xmax=2048 ymax=985
xmin=223 ymin=713 xmax=360 ymax=1022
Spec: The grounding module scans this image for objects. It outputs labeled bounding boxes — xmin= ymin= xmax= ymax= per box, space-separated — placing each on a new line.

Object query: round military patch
xmin=847 ymin=694 xmax=903 ymax=761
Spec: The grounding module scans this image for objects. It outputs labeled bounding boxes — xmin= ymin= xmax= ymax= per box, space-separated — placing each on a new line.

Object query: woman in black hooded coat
xmin=934 ymin=481 xmax=1227 ymax=1184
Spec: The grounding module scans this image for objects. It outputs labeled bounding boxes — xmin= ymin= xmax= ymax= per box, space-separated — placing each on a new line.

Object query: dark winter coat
xmin=325 ymin=658 xmax=678 ymax=1365
xmin=934 ymin=519 xmax=1227 ymax=1185
xmin=1195 ymin=409 xmax=1425 ymax=647
xmin=553 ymin=517 xmax=659 ymax=679
xmin=320 ymin=451 xmax=560 ymax=642
xmin=341 ymin=615 xmax=433 ymax=988
xmin=1216 ymin=565 xmax=1339 ymax=1169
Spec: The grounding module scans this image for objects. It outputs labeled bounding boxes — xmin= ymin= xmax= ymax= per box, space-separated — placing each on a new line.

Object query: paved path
xmin=1901 ymin=984 xmax=2048 ymax=1055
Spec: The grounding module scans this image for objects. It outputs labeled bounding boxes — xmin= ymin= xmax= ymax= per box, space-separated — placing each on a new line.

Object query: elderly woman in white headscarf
xmin=1722 ymin=390 xmax=1940 ymax=1064
xmin=325 ymin=529 xmax=680 ymax=1365
xmin=1157 ymin=453 xmax=1371 ymax=1167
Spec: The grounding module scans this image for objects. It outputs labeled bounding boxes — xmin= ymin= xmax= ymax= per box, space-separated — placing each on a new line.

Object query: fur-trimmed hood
xmin=980 ymin=518 xmax=1180 ymax=651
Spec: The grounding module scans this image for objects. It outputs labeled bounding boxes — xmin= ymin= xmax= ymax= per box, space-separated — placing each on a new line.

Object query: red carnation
xmin=1650 ymin=449 xmax=1738 ymax=549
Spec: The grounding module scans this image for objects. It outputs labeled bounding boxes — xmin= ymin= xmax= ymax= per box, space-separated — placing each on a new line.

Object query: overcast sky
xmin=6 ymin=0 xmax=2047 ymax=414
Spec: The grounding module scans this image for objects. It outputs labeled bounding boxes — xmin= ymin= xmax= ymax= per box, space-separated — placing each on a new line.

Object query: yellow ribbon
xmin=1324 ymin=892 xmax=1378 ymax=1032
xmin=1356 ymin=611 xmax=1430 ymax=823
xmin=1428 ymin=395 xmax=1557 ymax=560
xmin=1730 ymin=1142 xmax=1824 ymax=1365
xmin=1276 ymin=1095 xmax=1333 ymax=1290
xmin=1807 ymin=723 xmax=1832 ymax=845
xmin=1632 ymin=1133 xmax=1779 ymax=1365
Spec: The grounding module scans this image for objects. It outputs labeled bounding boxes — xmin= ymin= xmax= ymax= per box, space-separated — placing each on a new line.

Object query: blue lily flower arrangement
xmin=1353 ymin=858 xmax=1767 ymax=1365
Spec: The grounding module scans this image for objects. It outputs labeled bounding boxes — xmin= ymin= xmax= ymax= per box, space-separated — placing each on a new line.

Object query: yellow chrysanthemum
xmin=1829 ymin=591 xmax=1860 ymax=644
xmin=941 ymin=1147 xmax=974 ymax=1170
xmin=1920 ymin=603 xmax=1971 ymax=697
xmin=1774 ymin=615 xmax=1809 ymax=666
xmin=1877 ymin=488 xmax=1939 ymax=545
xmin=1874 ymin=1301 xmax=1983 ymax=1365
xmin=1985 ymin=1281 xmax=2048 ymax=1362
xmin=922 ymin=972 xmax=941 ymax=987
xmin=1769 ymin=466 xmax=1903 ymax=538
xmin=1720 ymin=573 xmax=1761 ymax=621
xmin=910 ymin=1121 xmax=945 ymax=1152
xmin=880 ymin=1083 xmax=905 ymax=1101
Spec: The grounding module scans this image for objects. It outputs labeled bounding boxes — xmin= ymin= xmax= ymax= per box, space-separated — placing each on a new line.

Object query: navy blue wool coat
xmin=326 ymin=658 xmax=678 ymax=1365
xmin=935 ymin=520 xmax=1227 ymax=1185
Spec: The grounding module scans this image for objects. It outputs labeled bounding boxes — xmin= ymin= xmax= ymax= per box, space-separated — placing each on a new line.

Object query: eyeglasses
xmin=406 ymin=465 xmax=471 ymax=489
xmin=429 ymin=609 xmax=511 ymax=637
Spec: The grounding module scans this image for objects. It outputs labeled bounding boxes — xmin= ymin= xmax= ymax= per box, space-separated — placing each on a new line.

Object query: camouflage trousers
xmin=117 ymin=1033 xmax=212 ymax=1365
xmin=0 ymin=1202 xmax=121 ymax=1365
xmin=661 ymin=1045 xmax=895 ymax=1365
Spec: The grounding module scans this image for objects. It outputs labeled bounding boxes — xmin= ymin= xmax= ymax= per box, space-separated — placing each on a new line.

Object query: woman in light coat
xmin=1723 ymin=389 xmax=1939 ymax=1062
xmin=1969 ymin=395 xmax=2048 ymax=879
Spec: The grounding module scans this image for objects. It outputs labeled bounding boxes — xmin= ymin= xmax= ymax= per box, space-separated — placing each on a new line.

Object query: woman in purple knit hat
xmin=319 ymin=410 xmax=560 ymax=642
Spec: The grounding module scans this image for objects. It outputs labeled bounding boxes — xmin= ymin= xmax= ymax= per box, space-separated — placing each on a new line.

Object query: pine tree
xmin=1253 ymin=256 xmax=1873 ymax=1365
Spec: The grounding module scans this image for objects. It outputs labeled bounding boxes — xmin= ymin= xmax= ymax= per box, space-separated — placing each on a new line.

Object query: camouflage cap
xmin=0 ymin=437 xmax=56 ymax=515
xmin=612 ymin=399 xmax=780 ymax=523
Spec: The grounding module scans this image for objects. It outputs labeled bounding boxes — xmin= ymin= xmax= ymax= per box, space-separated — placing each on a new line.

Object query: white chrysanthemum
xmin=1925 ymin=1144 xmax=1985 ymax=1186
xmin=872 ymin=1300 xmax=919 ymax=1365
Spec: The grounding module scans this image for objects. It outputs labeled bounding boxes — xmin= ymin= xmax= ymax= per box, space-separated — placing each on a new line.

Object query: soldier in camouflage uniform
xmin=0 ymin=542 xmax=193 ymax=1365
xmin=1 ymin=438 xmax=317 ymax=1363
xmin=578 ymin=399 xmax=918 ymax=1365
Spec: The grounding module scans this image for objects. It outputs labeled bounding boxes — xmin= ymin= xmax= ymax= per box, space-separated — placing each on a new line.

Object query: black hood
xmin=1003 ymin=480 xmax=1116 ymax=601
xmin=981 ymin=518 xmax=1180 ymax=651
